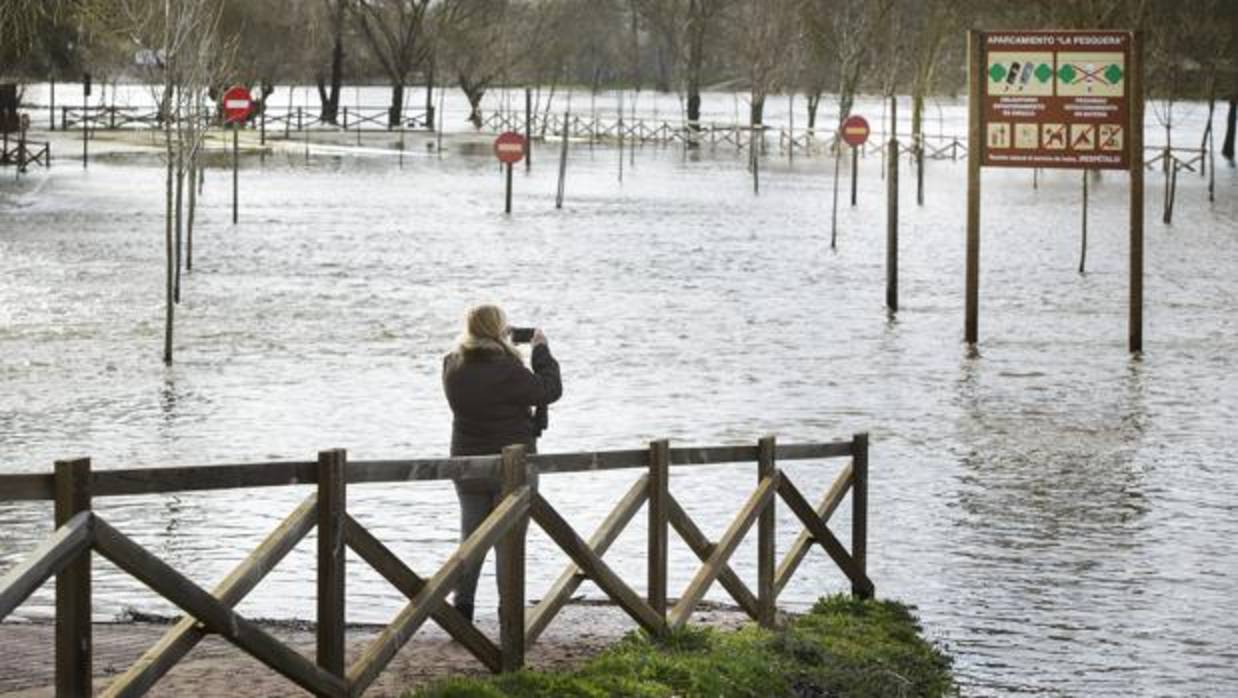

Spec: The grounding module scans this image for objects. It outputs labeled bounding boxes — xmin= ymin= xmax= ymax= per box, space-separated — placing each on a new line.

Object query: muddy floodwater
xmin=2 ymin=89 xmax=1237 ymax=696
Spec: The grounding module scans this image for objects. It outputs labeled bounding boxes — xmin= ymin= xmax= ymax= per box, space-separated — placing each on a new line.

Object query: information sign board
xmin=982 ymin=31 xmax=1131 ymax=170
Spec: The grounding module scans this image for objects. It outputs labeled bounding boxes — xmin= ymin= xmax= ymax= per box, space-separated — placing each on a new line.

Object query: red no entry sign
xmin=841 ymin=115 xmax=870 ymax=147
xmin=222 ymin=85 xmax=252 ymax=124
xmin=494 ymin=131 xmax=526 ymax=164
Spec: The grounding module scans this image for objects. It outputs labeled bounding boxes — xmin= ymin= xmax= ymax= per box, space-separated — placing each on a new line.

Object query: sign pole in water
xmin=841 ymin=115 xmax=870 ymax=207
xmin=221 ymin=85 xmax=253 ymax=225
xmin=965 ymin=29 xmax=1142 ymax=353
xmin=82 ymin=72 xmax=90 ymax=170
xmin=494 ymin=131 xmax=526 ymax=214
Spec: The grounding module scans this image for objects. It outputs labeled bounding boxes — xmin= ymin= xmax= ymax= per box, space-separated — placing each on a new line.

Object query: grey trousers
xmin=452 ymin=470 xmax=538 ymax=613
xmin=452 ymin=478 xmax=502 ymax=612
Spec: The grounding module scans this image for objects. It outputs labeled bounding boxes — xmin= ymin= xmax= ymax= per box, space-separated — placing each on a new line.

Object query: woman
xmin=442 ymin=304 xmax=562 ymax=622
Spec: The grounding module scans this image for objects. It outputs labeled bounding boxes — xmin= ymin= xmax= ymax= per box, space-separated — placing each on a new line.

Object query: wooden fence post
xmin=757 ymin=436 xmax=776 ymax=628
xmin=316 ymin=449 xmax=346 ymax=683
xmin=54 ymin=457 xmax=91 ymax=698
xmin=648 ymin=439 xmax=670 ymax=623
xmin=850 ymin=434 xmax=871 ymax=600
xmin=499 ymin=445 xmax=528 ymax=672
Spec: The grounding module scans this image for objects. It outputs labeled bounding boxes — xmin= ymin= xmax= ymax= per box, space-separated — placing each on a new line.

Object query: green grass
xmin=410 ymin=595 xmax=955 ymax=698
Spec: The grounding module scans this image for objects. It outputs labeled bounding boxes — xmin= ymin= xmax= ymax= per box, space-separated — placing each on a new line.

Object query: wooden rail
xmin=0 ymin=434 xmax=871 ymax=697
xmin=59 ymin=105 xmax=430 ymax=134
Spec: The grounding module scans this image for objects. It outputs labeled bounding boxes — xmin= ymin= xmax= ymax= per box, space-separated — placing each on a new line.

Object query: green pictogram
xmin=1034 ymin=63 xmax=1053 ymax=83
xmin=1058 ymin=64 xmax=1077 ymax=84
xmin=989 ymin=64 xmax=1007 ymax=82
xmin=1104 ymin=64 xmax=1124 ymax=84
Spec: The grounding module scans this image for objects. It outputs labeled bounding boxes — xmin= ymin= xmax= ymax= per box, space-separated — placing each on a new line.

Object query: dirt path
xmin=0 ymin=603 xmax=749 ymax=697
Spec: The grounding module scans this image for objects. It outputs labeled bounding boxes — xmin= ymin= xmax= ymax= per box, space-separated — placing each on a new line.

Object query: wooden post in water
xmin=232 ymin=124 xmax=239 ymax=225
xmin=1129 ymin=30 xmax=1144 ymax=354
xmin=505 ymin=162 xmax=513 ymax=214
xmin=757 ymin=436 xmax=776 ymax=628
xmin=555 ymin=110 xmax=570 ymax=209
xmin=965 ymin=30 xmax=983 ymax=347
xmin=887 ymin=95 xmax=899 ymax=313
xmin=525 ymin=88 xmax=532 ymax=171
xmin=850 ymin=434 xmax=871 ymax=599
xmin=437 ymin=87 xmax=445 ymax=158
xmin=830 ymin=131 xmax=841 ymax=248
xmin=499 ymin=445 xmax=529 ymax=672
xmin=648 ymin=439 xmax=669 ymax=622
xmin=82 ymin=87 xmax=88 ymax=170
xmin=751 ymin=123 xmax=760 ymax=195
xmin=618 ymin=90 xmax=625 ymax=183
xmin=317 ymin=449 xmax=346 ymax=680
xmin=55 ymin=457 xmax=91 ymax=698
xmin=788 ymin=94 xmax=794 ymax=165
xmin=1079 ymin=170 xmax=1089 ymax=273
xmin=916 ymin=131 xmax=924 ymax=206
xmin=850 ymin=145 xmax=859 ymax=206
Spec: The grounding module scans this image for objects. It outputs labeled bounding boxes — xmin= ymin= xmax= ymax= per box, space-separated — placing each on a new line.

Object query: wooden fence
xmin=0 ymin=434 xmax=871 ymax=697
xmin=0 ymin=131 xmax=50 ymax=171
xmin=59 ymin=105 xmax=431 ymax=134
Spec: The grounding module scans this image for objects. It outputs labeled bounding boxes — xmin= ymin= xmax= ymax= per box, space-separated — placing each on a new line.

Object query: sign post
xmin=841 ymin=115 xmax=870 ymax=207
xmin=494 ymin=131 xmax=526 ymax=214
xmin=966 ymin=30 xmax=1141 ymax=352
xmin=222 ymin=85 xmax=253 ymax=225
xmin=82 ymin=73 xmax=91 ymax=170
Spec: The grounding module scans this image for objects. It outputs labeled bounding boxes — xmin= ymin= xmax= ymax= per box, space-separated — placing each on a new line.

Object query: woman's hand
xmin=532 ymin=329 xmax=547 ymax=347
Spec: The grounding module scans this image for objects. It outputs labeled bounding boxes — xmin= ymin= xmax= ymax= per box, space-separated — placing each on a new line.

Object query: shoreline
xmin=0 ymin=601 xmax=751 ymax=697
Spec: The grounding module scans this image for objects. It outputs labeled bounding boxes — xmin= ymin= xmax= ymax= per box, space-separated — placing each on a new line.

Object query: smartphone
xmin=510 ymin=327 xmax=535 ymax=344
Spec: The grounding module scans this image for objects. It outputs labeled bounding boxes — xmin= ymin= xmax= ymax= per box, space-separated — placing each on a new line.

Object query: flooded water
xmin=2 ymin=88 xmax=1237 ymax=696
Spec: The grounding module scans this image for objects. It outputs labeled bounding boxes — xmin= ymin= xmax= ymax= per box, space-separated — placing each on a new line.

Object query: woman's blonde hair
xmin=456 ymin=304 xmax=522 ymax=360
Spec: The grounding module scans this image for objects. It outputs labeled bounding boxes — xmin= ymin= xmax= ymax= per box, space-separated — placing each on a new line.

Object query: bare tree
xmin=803 ymin=0 xmax=893 ymax=127
xmin=726 ymin=0 xmax=799 ymax=127
xmin=632 ymin=0 xmax=732 ymax=133
xmin=316 ymin=0 xmax=349 ymax=124
xmin=85 ymin=0 xmax=233 ymax=364
xmin=438 ymin=0 xmax=560 ymax=128
xmin=350 ymin=0 xmax=434 ymax=127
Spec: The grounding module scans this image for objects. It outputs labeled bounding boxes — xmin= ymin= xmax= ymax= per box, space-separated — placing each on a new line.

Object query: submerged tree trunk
xmin=317 ymin=26 xmax=344 ymax=124
xmin=174 ymin=154 xmax=184 ymax=305
xmin=388 ymin=82 xmax=404 ymax=127
xmin=1223 ymin=99 xmax=1236 ymax=161
xmin=187 ymin=154 xmax=196 ymax=272
xmin=425 ymin=59 xmax=435 ymax=129
xmin=685 ymin=10 xmax=705 ymax=131
xmin=463 ymin=82 xmax=485 ymax=128
xmin=163 ymin=123 xmax=175 ymax=365
xmin=806 ymin=93 xmax=821 ymax=131
xmin=749 ymin=96 xmax=764 ymax=127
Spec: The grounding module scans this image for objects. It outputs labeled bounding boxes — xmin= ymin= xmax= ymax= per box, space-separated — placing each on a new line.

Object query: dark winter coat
xmin=442 ymin=343 xmax=562 ymax=461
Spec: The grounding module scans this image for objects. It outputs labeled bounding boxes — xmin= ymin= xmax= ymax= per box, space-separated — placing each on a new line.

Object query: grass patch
xmin=410 ymin=595 xmax=954 ymax=697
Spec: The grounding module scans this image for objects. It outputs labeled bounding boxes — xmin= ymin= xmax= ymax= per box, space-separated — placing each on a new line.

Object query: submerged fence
xmin=0 ymin=433 xmax=871 ymax=697
xmin=58 ymin=105 xmax=432 ymax=134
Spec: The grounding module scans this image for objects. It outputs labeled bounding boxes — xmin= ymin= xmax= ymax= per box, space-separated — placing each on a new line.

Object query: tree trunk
xmin=685 ymin=9 xmax=705 ymax=131
xmin=187 ymin=155 xmax=196 ymax=272
xmin=163 ymin=125 xmax=175 ymax=366
xmin=389 ymin=82 xmax=404 ymax=127
xmin=1223 ymin=99 xmax=1236 ymax=161
xmin=464 ymin=86 xmax=485 ymax=128
xmin=806 ymin=93 xmax=821 ymax=131
xmin=750 ymin=96 xmax=764 ymax=127
xmin=318 ymin=25 xmax=344 ymax=124
xmin=425 ymin=59 xmax=435 ymax=130
xmin=174 ymin=155 xmax=184 ymax=305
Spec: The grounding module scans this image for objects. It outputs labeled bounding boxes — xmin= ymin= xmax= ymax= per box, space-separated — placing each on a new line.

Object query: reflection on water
xmin=1 ymin=101 xmax=1236 ymax=695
